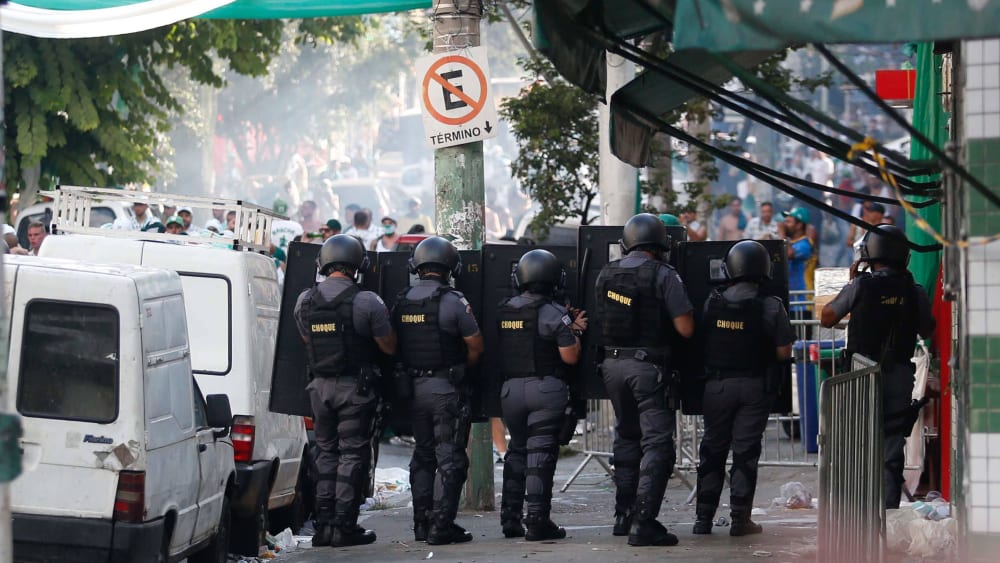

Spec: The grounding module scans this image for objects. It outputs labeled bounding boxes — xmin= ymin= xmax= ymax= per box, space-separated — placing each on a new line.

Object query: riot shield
xmin=455 ymin=250 xmax=486 ymax=420
xmin=575 ymin=225 xmax=687 ymax=399
xmin=479 ymin=244 xmax=579 ymax=417
xmin=673 ymin=239 xmax=792 ymax=415
xmin=270 ymin=241 xmax=321 ymax=417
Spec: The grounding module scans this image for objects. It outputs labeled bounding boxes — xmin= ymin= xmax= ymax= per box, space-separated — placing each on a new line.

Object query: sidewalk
xmin=280 ymin=443 xmax=820 ymax=562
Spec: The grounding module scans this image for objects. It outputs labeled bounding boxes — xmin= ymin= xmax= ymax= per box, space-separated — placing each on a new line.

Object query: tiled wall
xmin=963 ymin=38 xmax=1000 ymax=557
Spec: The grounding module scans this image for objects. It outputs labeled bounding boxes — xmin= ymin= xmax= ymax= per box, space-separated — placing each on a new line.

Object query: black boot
xmin=331 ymin=525 xmax=377 ymax=547
xmin=525 ymin=514 xmax=566 ymax=542
xmin=427 ymin=522 xmax=473 ymax=545
xmin=628 ymin=519 xmax=679 ymax=547
xmin=413 ymin=519 xmax=429 ymax=542
xmin=692 ymin=503 xmax=716 ymax=535
xmin=501 ymin=506 xmax=525 ymax=538
xmin=612 ymin=510 xmax=633 ymax=536
xmin=312 ymin=505 xmax=334 ymax=547
xmin=729 ymin=511 xmax=763 ymax=537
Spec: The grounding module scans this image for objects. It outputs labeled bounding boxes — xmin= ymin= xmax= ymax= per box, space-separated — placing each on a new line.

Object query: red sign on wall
xmin=876 ymin=69 xmax=918 ymax=103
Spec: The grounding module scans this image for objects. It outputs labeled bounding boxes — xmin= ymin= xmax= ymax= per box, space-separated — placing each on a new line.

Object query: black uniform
xmin=696 ymin=281 xmax=794 ymax=521
xmin=294 ymin=277 xmax=392 ymax=532
xmin=826 ymin=268 xmax=935 ymax=508
xmin=594 ymin=251 xmax=693 ymax=523
xmin=394 ymin=279 xmax=480 ymax=532
xmin=498 ymin=293 xmax=577 ymax=530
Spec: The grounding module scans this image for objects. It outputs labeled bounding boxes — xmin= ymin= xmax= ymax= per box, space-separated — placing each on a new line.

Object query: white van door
xmin=191 ymin=382 xmax=231 ymax=544
xmin=8 ymin=268 xmax=140 ymax=519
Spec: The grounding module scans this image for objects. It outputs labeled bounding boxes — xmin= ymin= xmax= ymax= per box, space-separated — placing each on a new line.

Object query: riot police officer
xmin=498 ymin=249 xmax=588 ymax=541
xmin=694 ymin=240 xmax=794 ymax=536
xmin=394 ymin=236 xmax=485 ymax=545
xmin=820 ymin=224 xmax=935 ymax=508
xmin=294 ymin=235 xmax=397 ymax=547
xmin=595 ymin=213 xmax=694 ymax=547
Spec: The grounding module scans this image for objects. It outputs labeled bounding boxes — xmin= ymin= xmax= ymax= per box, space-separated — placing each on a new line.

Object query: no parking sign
xmin=415 ymin=46 xmax=499 ymax=149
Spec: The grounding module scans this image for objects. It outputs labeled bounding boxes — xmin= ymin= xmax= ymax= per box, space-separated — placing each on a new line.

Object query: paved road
xmin=274 ymin=441 xmax=820 ymax=563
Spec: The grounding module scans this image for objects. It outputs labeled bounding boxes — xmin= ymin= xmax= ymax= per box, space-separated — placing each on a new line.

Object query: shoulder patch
xmin=459 ymin=297 xmax=470 ymax=308
xmin=373 ymin=294 xmax=386 ymax=306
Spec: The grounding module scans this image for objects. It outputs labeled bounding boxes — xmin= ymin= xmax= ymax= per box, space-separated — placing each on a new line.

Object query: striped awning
xmin=2 ymin=0 xmax=430 ymax=38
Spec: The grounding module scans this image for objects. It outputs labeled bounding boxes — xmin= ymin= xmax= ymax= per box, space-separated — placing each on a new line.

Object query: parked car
xmin=5 ymin=256 xmax=236 ymax=563
xmin=40 ymin=233 xmax=309 ymax=556
xmin=14 ymin=200 xmax=131 ymax=248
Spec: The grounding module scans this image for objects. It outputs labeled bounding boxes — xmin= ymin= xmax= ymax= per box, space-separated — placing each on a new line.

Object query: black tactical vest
xmin=394 ymin=285 xmax=466 ymax=370
xmin=497 ymin=298 xmax=564 ymax=379
xmin=596 ymin=260 xmax=666 ymax=348
xmin=702 ymin=288 xmax=771 ymax=376
xmin=301 ymin=284 xmax=376 ymax=377
xmin=847 ymin=272 xmax=919 ymax=367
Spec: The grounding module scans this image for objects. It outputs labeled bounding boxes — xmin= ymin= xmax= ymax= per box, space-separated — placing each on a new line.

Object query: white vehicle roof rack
xmin=49 ymin=185 xmax=284 ymax=253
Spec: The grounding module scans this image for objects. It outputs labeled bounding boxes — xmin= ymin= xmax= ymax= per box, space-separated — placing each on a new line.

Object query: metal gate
xmin=818 ymin=354 xmax=884 ymax=563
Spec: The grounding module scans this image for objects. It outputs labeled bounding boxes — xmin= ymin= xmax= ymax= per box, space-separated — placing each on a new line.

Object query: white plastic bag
xmin=780 ymin=482 xmax=813 ymax=509
xmin=907 ymin=517 xmax=957 ymax=558
xmin=904 ymin=343 xmax=930 ymax=496
xmin=273 ymin=527 xmax=297 ymax=552
xmin=886 ymin=508 xmax=922 ymax=553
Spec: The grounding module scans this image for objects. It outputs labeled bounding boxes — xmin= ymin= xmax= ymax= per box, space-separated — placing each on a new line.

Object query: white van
xmin=41 ymin=233 xmax=309 ymax=553
xmin=5 ymin=256 xmax=236 ymax=563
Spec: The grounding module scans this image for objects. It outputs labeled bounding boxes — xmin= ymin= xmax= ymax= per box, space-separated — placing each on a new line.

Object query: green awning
xmin=533 ymin=0 xmax=677 ymax=96
xmin=16 ymin=0 xmax=428 ymax=17
xmin=674 ymin=0 xmax=1000 ymax=53
xmin=203 ymin=0 xmax=429 ymax=19
xmin=610 ymin=49 xmax=774 ymax=167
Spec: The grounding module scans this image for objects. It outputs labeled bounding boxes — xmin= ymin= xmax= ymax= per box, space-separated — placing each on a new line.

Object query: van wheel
xmin=230 ymin=496 xmax=268 ymax=556
xmin=191 ymin=496 xmax=231 ymax=563
xmin=270 ymin=460 xmax=310 ymax=534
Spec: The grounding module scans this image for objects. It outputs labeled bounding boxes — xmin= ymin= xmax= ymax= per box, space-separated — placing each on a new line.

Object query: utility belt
xmin=504 ymin=369 xmax=566 ymax=382
xmin=407 ymin=365 xmax=463 ymax=379
xmin=396 ymin=364 xmax=467 ymax=399
xmin=704 ymin=367 xmax=767 ymax=380
xmin=312 ymin=365 xmax=380 ymax=395
xmin=605 ymin=347 xmax=666 ymax=364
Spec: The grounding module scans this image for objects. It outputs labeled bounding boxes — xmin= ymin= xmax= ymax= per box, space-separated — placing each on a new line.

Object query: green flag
xmin=674 ymin=0 xmax=1000 ymax=53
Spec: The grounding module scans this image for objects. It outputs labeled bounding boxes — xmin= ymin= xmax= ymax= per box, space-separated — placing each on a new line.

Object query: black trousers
xmin=602 ymin=358 xmax=677 ymax=521
xmin=696 ymin=376 xmax=772 ymax=516
xmin=500 ymin=375 xmax=567 ymax=523
xmin=409 ymin=376 xmax=471 ymax=528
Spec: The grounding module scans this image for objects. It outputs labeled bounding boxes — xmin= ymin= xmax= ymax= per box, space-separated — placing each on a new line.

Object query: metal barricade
xmin=561 ymin=291 xmax=838 ymax=493
xmin=818 ymin=354 xmax=884 ymax=563
xmin=559 ymin=399 xmax=616 ymax=492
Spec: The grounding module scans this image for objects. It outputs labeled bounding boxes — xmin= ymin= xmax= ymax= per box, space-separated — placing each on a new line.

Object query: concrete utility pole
xmin=599 ymin=52 xmax=637 ymax=225
xmin=430 ymin=0 xmax=492 ymax=511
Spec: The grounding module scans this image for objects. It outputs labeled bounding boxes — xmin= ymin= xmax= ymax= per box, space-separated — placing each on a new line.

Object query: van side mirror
xmin=206 ymin=394 xmax=232 ymax=438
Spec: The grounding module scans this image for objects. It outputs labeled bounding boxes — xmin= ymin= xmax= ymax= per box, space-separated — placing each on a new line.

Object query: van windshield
xmin=17 ymin=301 xmax=119 ymax=423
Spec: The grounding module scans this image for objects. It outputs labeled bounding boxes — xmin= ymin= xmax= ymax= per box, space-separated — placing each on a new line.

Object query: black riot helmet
xmin=317 ymin=234 xmax=369 ymax=277
xmin=621 ymin=213 xmax=670 ymax=253
xmin=860 ymin=224 xmax=910 ymax=268
xmin=409 ymin=236 xmax=462 ymax=279
xmin=512 ymin=249 xmax=566 ymax=294
xmin=725 ymin=239 xmax=772 ymax=282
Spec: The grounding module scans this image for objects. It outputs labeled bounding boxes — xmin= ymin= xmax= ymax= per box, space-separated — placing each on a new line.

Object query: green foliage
xmin=3 ymin=17 xmax=365 ymax=194
xmin=500 ymin=57 xmax=600 ymax=239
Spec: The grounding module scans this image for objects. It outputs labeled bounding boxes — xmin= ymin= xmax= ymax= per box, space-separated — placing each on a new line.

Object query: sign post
xmin=417 ymin=47 xmax=498 ymax=149
xmin=428 ymin=0 xmax=493 ymax=512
